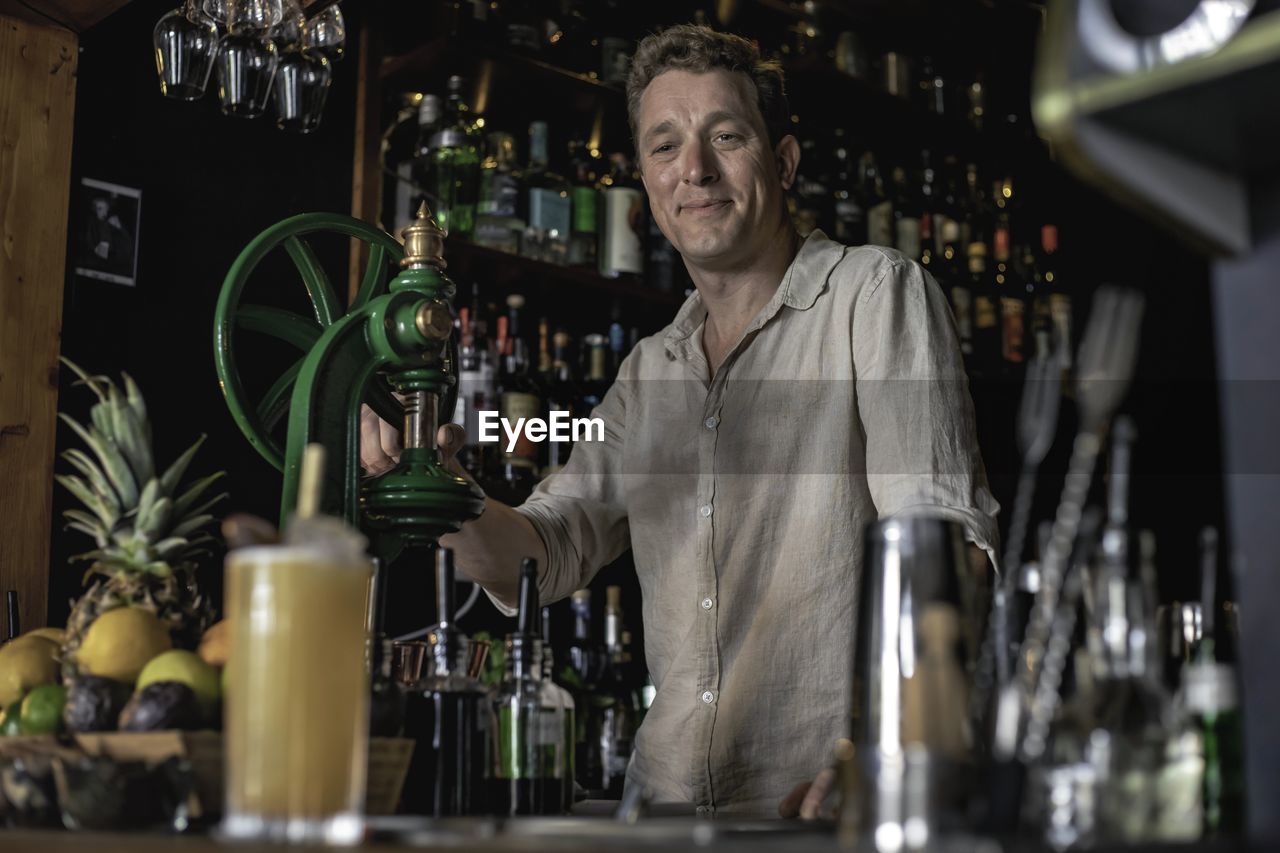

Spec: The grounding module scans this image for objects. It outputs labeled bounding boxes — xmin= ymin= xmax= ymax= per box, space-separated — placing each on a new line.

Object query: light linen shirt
xmin=506 ymin=230 xmax=999 ymax=816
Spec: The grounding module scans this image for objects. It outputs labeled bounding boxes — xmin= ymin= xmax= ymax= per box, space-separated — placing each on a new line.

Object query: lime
xmin=0 ymin=635 xmax=60 ymax=707
xmin=0 ymin=700 xmax=23 ymax=735
xmin=19 ymin=684 xmax=66 ymax=735
xmin=137 ymin=649 xmax=220 ymax=712
xmin=76 ymin=607 xmax=172 ymax=684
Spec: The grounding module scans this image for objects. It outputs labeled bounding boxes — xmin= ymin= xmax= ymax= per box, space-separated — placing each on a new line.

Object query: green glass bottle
xmin=428 ymin=75 xmax=480 ymax=239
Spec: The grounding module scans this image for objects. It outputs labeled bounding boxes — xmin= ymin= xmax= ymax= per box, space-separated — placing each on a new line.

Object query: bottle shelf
xmin=442 ymin=238 xmax=686 ymax=332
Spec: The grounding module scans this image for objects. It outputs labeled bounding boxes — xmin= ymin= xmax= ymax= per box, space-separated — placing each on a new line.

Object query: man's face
xmin=92 ymin=199 xmax=109 ymax=219
xmin=636 ymin=69 xmax=796 ymax=271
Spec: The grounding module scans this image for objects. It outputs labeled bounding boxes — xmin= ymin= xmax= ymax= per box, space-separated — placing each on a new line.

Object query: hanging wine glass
xmin=301 ymin=5 xmax=345 ymax=62
xmin=214 ymin=0 xmax=283 ymax=118
xmin=153 ymin=0 xmax=220 ymax=100
xmin=272 ymin=0 xmax=331 ymax=133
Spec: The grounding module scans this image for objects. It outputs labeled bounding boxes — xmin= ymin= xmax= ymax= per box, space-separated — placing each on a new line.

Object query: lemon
xmin=137 ymin=649 xmax=220 ymax=712
xmin=0 ymin=700 xmax=22 ymax=735
xmin=19 ymin=684 xmax=66 ymax=735
xmin=76 ymin=607 xmax=172 ymax=684
xmin=0 ymin=635 xmax=60 ymax=707
xmin=25 ymin=628 xmax=65 ymax=644
xmin=197 ymin=619 xmax=229 ymax=668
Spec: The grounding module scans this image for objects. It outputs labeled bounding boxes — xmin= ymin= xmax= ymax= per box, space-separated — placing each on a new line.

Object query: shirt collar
xmin=663 ymin=229 xmax=846 ymax=358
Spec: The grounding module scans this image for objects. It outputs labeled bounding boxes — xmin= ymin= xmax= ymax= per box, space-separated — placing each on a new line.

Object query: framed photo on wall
xmin=72 ymin=177 xmax=141 ymax=286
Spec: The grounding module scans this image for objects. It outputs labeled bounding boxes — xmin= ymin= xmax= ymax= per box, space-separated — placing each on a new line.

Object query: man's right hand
xmin=359 ymin=404 xmax=473 ymax=482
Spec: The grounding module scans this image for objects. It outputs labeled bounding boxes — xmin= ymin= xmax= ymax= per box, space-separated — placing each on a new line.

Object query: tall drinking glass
xmin=223 ymin=545 xmax=373 ymax=843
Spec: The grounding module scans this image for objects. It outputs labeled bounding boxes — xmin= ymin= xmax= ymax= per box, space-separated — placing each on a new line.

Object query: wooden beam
xmin=348 ymin=4 xmax=383 ymax=301
xmin=0 ymin=0 xmax=130 ymax=33
xmin=0 ymin=14 xmax=78 ymax=632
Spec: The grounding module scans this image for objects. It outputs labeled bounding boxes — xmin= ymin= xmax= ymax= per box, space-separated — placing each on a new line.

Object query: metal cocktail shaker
xmin=841 ymin=517 xmax=985 ymax=852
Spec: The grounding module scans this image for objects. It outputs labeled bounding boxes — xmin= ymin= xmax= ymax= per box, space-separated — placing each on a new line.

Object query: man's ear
xmin=775 ymin=135 xmax=801 ymax=191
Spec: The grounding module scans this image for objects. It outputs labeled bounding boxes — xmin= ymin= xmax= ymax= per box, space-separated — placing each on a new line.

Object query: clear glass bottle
xmin=597 ymin=153 xmax=644 ymax=278
xmin=474 ymin=131 xmax=524 ymax=254
xmin=521 ymin=120 xmax=571 ymax=264
xmin=491 ymin=559 xmax=566 ymax=815
xmin=400 ymin=548 xmax=492 ymax=816
xmin=427 ymin=76 xmax=480 ymax=239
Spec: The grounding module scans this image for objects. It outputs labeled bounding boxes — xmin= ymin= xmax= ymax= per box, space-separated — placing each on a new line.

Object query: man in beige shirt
xmin=364 ymin=25 xmax=998 ymax=818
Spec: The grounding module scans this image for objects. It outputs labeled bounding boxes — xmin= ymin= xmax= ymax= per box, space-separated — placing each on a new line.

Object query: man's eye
xmin=652 ymin=143 xmax=674 ymax=154
xmin=715 ymin=133 xmax=740 ymax=143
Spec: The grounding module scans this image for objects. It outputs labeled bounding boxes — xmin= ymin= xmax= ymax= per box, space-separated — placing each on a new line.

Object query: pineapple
xmin=55 ymin=359 xmax=227 ymax=681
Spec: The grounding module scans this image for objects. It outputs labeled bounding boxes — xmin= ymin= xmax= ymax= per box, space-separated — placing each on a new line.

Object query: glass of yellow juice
xmin=222 ymin=545 xmax=374 ymax=843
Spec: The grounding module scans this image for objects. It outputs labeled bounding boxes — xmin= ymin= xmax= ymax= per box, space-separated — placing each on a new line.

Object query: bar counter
xmin=0 ymin=822 xmax=1251 ymax=853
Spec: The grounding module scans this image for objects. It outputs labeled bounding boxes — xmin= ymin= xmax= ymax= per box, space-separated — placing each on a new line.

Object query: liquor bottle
xmin=454 ymin=301 xmax=497 ymax=477
xmin=541 ymin=605 xmax=578 ymax=811
xmin=501 ymin=0 xmax=542 ymax=55
xmin=428 ymin=76 xmax=481 ymax=239
xmin=1020 ymin=240 xmax=1048 ymax=360
xmin=536 ymin=316 xmax=553 ymax=381
xmin=599 ymin=0 xmax=633 ymax=86
xmin=597 ymin=585 xmax=639 ymax=798
xmin=567 ymin=589 xmax=606 ymax=794
xmin=544 ymin=0 xmax=594 ymax=75
xmin=862 ymin=152 xmax=893 ymax=248
xmin=369 ymin=636 xmax=406 ymax=737
xmin=963 ymin=162 xmax=987 ymax=249
xmin=474 ymin=131 xmax=524 ymax=254
xmin=994 ymin=226 xmax=1026 ymax=366
xmin=969 ymin=241 xmax=999 ymax=375
xmin=492 ymin=558 xmax=565 ymax=815
xmin=581 ymin=333 xmax=610 ymax=410
xmin=567 ymin=138 xmax=599 ymax=268
xmin=401 ymin=548 xmax=493 ymax=816
xmin=1041 ymin=225 xmax=1073 ymax=371
xmin=918 ymin=55 xmax=947 ymax=115
xmin=598 ymin=153 xmax=644 ymax=278
xmin=942 ymin=220 xmax=973 ymax=357
xmin=543 ymin=329 xmax=578 ymax=477
xmin=934 ymin=154 xmax=963 ymax=256
xmin=494 ymin=296 xmax=540 ymax=501
xmin=831 ymin=142 xmax=866 ymax=246
xmin=521 ymin=120 xmax=571 ymax=265
xmin=406 ymin=94 xmax=443 ymax=232
xmin=792 ymin=137 xmax=829 ymax=238
xmin=646 ymin=204 xmax=679 ymax=293
xmin=608 ymin=320 xmax=626 ymax=378
xmin=917 ymin=150 xmax=938 ymax=269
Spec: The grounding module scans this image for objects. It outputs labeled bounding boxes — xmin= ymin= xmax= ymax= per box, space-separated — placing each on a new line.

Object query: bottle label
xmin=896 ymin=216 xmax=921 ymax=260
xmin=529 ymin=188 xmax=571 ymax=238
xmin=501 ymin=391 xmax=542 ymax=464
xmin=572 ymin=186 xmax=597 ymax=234
xmin=458 ymin=362 xmax=496 ymax=446
xmin=600 ymin=187 xmax=644 ymax=276
xmin=1050 ymin=293 xmax=1073 ymax=368
xmin=479 ymin=171 xmax=520 ymax=218
xmin=950 ymin=285 xmax=973 ymax=351
xmin=1000 ymin=297 xmax=1025 ymax=363
xmin=868 ymin=200 xmax=893 ymax=247
xmin=975 ymin=295 xmax=997 ymax=330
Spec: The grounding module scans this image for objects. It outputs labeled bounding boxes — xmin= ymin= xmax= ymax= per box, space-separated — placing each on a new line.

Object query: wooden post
xmin=0 ymin=14 xmax=78 ymax=633
xmin=348 ymin=5 xmax=382 ymax=301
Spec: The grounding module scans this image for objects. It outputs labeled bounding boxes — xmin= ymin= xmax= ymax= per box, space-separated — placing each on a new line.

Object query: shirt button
xmin=701 ymin=597 xmax=714 ymax=611
xmin=701 ymin=690 xmax=715 ymax=704
xmin=704 ymin=415 xmax=719 ymax=430
xmin=699 ymin=504 xmax=713 ymax=518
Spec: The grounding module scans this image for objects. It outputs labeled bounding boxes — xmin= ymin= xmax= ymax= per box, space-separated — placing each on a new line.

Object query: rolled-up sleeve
xmin=851 ymin=254 xmax=1001 ymax=566
xmin=484 ymin=370 xmax=632 ymax=615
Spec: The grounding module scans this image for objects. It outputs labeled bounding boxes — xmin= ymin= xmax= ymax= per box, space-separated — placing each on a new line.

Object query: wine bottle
xmin=521 ymin=120 xmax=571 ymax=265
xmin=598 ymin=153 xmax=644 ymax=278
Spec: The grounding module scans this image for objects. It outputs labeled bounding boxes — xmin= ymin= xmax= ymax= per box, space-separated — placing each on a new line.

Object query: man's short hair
xmin=626 ymin=25 xmax=791 ymax=151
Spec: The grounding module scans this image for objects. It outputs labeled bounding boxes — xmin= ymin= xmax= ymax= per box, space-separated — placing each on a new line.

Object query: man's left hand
xmin=778 ymin=766 xmax=837 ymax=820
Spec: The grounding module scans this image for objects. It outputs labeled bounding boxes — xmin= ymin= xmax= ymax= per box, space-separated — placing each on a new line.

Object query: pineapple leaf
xmin=160 ymin=434 xmax=208 ymax=495
xmin=170 ymin=513 xmax=216 ymax=539
xmin=134 ymin=478 xmax=161 ymax=535
xmin=58 ymin=413 xmax=139 ymax=506
xmin=61 ymin=448 xmax=122 ymax=515
xmin=122 ymin=373 xmax=152 ymax=446
xmin=55 ymin=474 xmax=116 ymax=529
xmin=65 ymin=521 xmax=103 ymax=542
xmin=59 ymin=358 xmax=111 ymax=403
xmin=153 ymin=537 xmax=190 ymax=557
xmin=108 ymin=387 xmax=155 ymax=484
xmin=179 ymin=492 xmax=228 ymax=523
xmin=173 ymin=473 xmax=226 ymax=517
xmin=139 ymin=496 xmax=174 ymax=540
xmin=90 ymin=402 xmax=116 ymax=445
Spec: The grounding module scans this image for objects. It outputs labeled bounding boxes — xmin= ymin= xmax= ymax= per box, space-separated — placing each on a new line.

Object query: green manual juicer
xmin=213 ymin=204 xmax=485 ymax=565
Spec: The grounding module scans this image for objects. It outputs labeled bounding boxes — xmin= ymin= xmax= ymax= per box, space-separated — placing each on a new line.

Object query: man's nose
xmin=680 ymin=140 xmax=719 ymax=186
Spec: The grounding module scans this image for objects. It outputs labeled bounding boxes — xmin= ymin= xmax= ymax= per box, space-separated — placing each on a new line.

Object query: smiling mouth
xmin=680 ymin=200 xmax=731 ymax=214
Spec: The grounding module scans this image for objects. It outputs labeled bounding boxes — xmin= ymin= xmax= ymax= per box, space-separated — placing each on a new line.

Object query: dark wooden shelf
xmin=441 ymin=238 xmax=685 ymax=337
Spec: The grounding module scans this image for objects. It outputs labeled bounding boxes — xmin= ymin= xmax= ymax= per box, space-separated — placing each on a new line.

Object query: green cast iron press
xmin=213 ymin=204 xmax=485 ymax=565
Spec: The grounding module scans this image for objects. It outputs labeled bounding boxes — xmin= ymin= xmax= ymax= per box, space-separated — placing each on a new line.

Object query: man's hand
xmin=359 ymin=404 xmax=472 ymax=481
xmin=778 ymin=766 xmax=838 ymax=820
